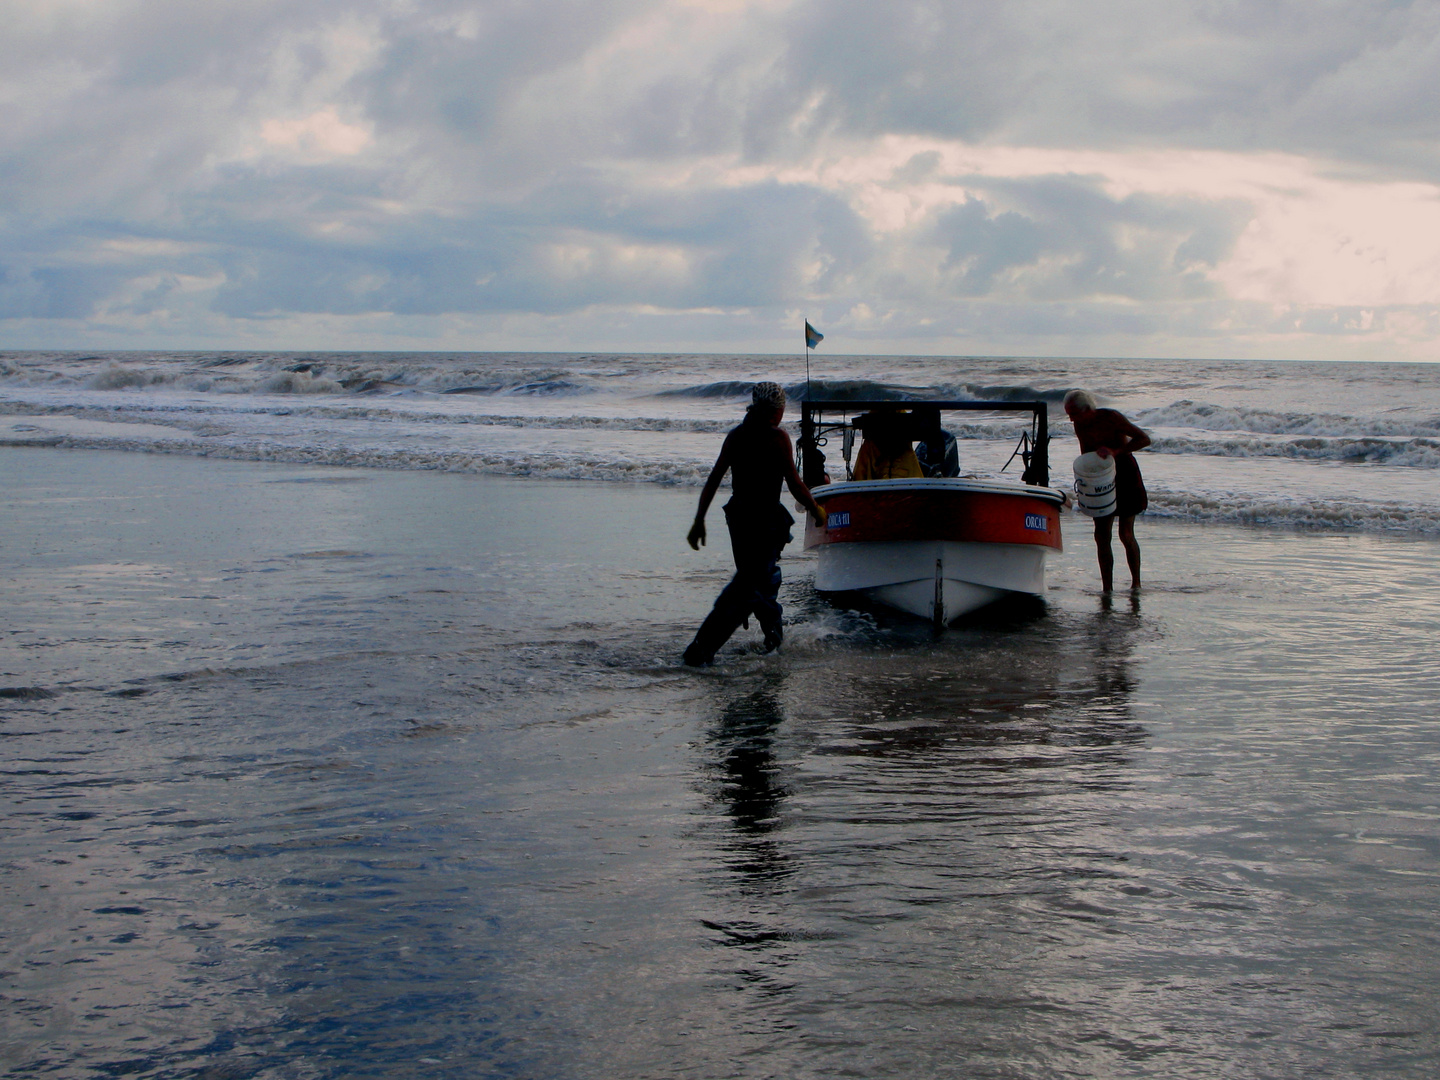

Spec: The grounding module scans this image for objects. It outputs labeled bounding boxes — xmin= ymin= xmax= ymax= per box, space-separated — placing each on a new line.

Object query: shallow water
xmin=4 ymin=447 xmax=1440 ymax=1078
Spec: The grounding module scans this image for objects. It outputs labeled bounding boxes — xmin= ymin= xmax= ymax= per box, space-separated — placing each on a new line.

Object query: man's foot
xmin=762 ymin=625 xmax=783 ymax=654
xmin=682 ymin=644 xmax=713 ymax=667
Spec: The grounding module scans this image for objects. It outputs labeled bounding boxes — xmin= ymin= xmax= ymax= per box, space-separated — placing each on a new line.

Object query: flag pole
xmin=804 ymin=318 xmax=811 ymax=401
xmin=799 ymin=318 xmax=823 ymax=484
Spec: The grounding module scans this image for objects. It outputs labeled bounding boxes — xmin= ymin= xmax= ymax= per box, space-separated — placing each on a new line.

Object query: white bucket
xmin=1073 ymin=452 xmax=1117 ymax=518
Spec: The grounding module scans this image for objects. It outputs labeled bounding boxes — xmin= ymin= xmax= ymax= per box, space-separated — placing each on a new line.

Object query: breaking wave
xmin=1146 ymin=490 xmax=1440 ymax=534
xmin=1136 ymin=400 xmax=1440 ymax=439
xmin=655 ymin=378 xmax=1071 ymax=405
xmin=793 ymin=379 xmax=1069 ymax=404
xmin=259 ymin=371 xmax=344 ymax=394
xmin=1149 ymin=434 xmax=1440 ymax=468
xmin=657 ymin=378 xmax=924 ymax=402
xmin=655 ymin=380 xmax=761 ymax=399
xmin=89 ymin=365 xmax=164 ymax=390
xmin=3 ymin=354 xmax=605 ymax=398
xmin=789 ymin=379 xmax=919 ymax=402
xmin=942 ymin=382 xmax=1073 ymax=404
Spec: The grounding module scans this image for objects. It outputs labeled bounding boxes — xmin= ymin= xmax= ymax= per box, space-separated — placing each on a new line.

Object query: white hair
xmin=1063 ymin=388 xmax=1098 ymax=412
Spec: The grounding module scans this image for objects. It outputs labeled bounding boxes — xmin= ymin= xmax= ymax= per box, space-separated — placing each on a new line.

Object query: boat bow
xmin=804 ymin=478 xmax=1065 ymax=622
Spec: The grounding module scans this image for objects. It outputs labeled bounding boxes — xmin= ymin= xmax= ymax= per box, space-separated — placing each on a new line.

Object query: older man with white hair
xmin=1064 ymin=388 xmax=1152 ymax=592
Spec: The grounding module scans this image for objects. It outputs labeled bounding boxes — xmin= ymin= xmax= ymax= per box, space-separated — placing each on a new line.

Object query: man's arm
xmin=1093 ymin=413 xmax=1150 ymax=459
xmin=1115 ymin=415 xmax=1151 ymax=455
xmin=687 ymin=438 xmax=732 ymax=549
xmin=778 ymin=430 xmax=826 ymax=526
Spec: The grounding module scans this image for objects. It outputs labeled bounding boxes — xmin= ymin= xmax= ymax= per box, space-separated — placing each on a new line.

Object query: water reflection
xmin=692 ymin=674 xmax=807 ymax=1023
xmin=701 ymin=674 xmax=796 ymax=893
xmin=692 ymin=598 xmax=1153 ymax=983
xmin=1094 ymin=588 xmax=1144 ymax=712
xmin=696 ymin=597 xmax=1153 ymax=857
xmin=684 ymin=598 xmax=1159 ymax=1060
xmin=800 ymin=596 xmax=1149 ymax=768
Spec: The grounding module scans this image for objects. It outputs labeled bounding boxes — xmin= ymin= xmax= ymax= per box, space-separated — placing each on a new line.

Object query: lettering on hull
xmin=806 ymin=487 xmax=1062 ymax=551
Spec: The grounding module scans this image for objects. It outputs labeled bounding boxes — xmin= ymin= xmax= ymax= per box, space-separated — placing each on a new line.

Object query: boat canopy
xmin=797 ymin=398 xmax=1052 ymax=488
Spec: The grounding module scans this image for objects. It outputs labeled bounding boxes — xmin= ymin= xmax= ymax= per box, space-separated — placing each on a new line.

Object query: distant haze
xmin=4 ymin=1 xmax=1438 ymax=360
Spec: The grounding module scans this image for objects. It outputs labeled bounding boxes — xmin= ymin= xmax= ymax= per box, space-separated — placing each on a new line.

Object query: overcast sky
xmin=4 ymin=0 xmax=1439 ymax=359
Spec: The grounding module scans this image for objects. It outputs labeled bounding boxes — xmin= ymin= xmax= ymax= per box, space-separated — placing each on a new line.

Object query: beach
xmin=4 ymin=409 xmax=1440 ymax=1077
xmin=11 ymin=0 xmax=1440 ymax=1069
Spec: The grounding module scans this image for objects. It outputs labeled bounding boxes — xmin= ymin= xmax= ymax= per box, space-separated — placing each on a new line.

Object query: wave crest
xmin=1146 ymin=490 xmax=1440 ymax=534
xmin=1149 ymin=434 xmax=1440 ymax=468
xmin=1138 ymin=400 xmax=1440 ymax=439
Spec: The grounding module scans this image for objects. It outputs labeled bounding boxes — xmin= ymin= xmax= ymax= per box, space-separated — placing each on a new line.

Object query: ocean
xmin=3 ymin=351 xmax=1440 ymax=1078
xmin=6 ymin=350 xmax=1440 ymax=530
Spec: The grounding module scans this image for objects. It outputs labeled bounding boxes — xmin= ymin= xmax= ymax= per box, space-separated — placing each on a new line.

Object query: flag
xmin=805 ymin=321 xmax=824 ymax=349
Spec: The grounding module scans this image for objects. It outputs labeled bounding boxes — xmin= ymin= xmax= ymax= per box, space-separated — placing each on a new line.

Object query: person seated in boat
xmin=801 ymin=442 xmax=832 ymax=485
xmin=851 ymin=410 xmax=923 ymax=480
xmin=912 ymin=407 xmax=959 ymax=478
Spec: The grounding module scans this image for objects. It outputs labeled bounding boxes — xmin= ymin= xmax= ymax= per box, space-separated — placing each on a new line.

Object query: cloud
xmin=259 ymin=106 xmax=374 ymax=159
xmin=775 ymin=1 xmax=1440 ymax=171
xmin=2 ymin=0 xmax=1440 ymax=358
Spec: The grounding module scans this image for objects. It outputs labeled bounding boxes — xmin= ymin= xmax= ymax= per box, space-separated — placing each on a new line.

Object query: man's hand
xmin=687 ymin=517 xmax=706 ymax=550
xmin=811 ymin=506 xmax=827 ymax=528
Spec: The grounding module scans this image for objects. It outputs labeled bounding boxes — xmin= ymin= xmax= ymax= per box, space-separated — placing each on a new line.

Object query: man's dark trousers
xmin=683 ymin=503 xmax=792 ymax=665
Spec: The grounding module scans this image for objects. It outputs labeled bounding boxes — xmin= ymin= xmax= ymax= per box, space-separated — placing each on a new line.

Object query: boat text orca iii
xmin=798 ymin=399 xmax=1066 ymax=623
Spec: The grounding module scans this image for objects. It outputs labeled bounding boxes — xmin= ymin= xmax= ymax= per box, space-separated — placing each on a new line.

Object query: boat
xmin=797 ymin=398 xmax=1066 ymax=623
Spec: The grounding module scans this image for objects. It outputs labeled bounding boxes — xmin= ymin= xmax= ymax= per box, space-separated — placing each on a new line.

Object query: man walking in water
xmin=684 ymin=382 xmax=827 ymax=666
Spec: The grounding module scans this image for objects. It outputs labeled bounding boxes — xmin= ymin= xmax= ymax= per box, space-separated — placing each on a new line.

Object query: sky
xmin=3 ymin=0 xmax=1440 ymax=360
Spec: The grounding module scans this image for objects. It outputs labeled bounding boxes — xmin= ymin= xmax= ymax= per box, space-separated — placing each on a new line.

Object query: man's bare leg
xmin=1117 ymin=515 xmax=1141 ymax=589
xmin=1093 ymin=515 xmax=1115 ymax=592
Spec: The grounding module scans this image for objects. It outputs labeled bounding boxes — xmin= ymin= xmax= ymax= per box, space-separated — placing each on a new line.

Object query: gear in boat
xmin=796 ymin=398 xmax=1066 ymax=624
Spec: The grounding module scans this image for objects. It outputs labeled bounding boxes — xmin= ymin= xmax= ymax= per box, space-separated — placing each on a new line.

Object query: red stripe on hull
xmin=806 ymin=488 xmax=1062 ymax=550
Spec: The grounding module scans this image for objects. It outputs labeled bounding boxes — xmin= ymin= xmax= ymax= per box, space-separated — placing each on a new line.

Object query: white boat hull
xmin=815 ymin=539 xmax=1049 ymax=622
xmin=804 ymin=478 xmax=1064 ymax=624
